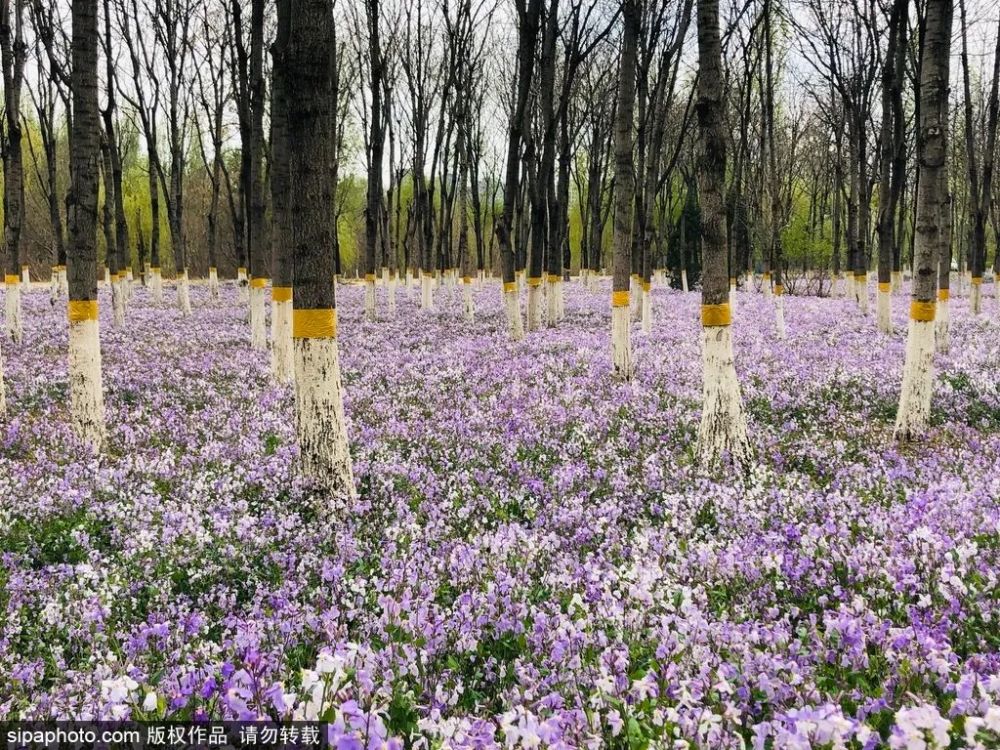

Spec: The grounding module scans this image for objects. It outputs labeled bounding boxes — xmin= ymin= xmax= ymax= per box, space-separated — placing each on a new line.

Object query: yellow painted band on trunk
xmin=878 ymin=282 xmax=890 ymax=292
xmin=937 ymin=288 xmax=949 ymax=301
xmin=292 ymin=308 xmax=337 ymax=338
xmin=910 ymin=301 xmax=936 ymax=321
xmin=68 ymin=300 xmax=99 ymax=322
xmin=20 ymin=264 xmax=28 ymax=270
xmin=250 ymin=277 xmax=268 ymax=288
xmin=762 ymin=272 xmax=771 ymax=280
xmin=971 ymin=276 xmax=983 ymax=285
xmin=54 ymin=265 xmax=66 ymax=271
xmin=150 ymin=267 xmax=161 ymax=272
xmin=854 ymin=273 xmax=867 ymax=280
xmin=422 ymin=272 xmax=435 ymax=278
xmin=4 ymin=275 xmax=19 ymax=284
xmin=237 ymin=267 xmax=247 ymax=274
xmin=701 ymin=303 xmax=732 ymax=326
xmin=729 ymin=277 xmax=737 ymax=284
xmin=773 ymin=285 xmax=784 ymax=295
xmin=209 ymin=267 xmax=218 ymax=273
xmin=463 ymin=276 xmax=472 ymax=283
xmin=641 ymin=281 xmax=651 ymax=292
xmin=527 ymin=276 xmax=542 ymax=287
xmin=272 ymin=286 xmax=292 ymax=302
xmin=611 ymin=290 xmax=629 ymax=307
xmin=365 ymin=274 xmax=376 ymax=281
xmin=547 ymin=274 xmax=560 ymax=283
xmin=503 ymin=281 xmax=517 ymax=292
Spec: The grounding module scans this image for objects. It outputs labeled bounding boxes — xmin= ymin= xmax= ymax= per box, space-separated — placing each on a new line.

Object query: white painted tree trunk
xmin=970 ymin=280 xmax=982 ymax=315
xmin=420 ymin=274 xmax=434 ymax=310
xmin=546 ymin=279 xmax=559 ymax=325
xmin=5 ymin=279 xmax=23 ymax=344
xmin=103 ymin=267 xmax=110 ymax=285
xmin=995 ymin=273 xmax=1000 ymax=307
xmin=238 ymin=268 xmax=249 ymax=306
xmin=763 ymin=275 xmax=773 ymax=299
xmin=112 ymin=278 xmax=126 ymax=329
xmin=504 ymin=287 xmax=524 ymax=341
xmin=894 ymin=318 xmax=936 ymax=439
xmin=611 ymin=304 xmax=633 ymax=379
xmin=250 ymin=284 xmax=268 ymax=350
xmin=630 ymin=277 xmax=642 ymax=320
xmin=209 ymin=267 xmax=219 ymax=299
xmin=697 ymin=325 xmax=750 ymax=468
xmin=21 ymin=265 xmax=30 ymax=285
xmin=527 ymin=283 xmax=543 ymax=331
xmin=272 ymin=297 xmax=294 ymax=383
xmin=681 ymin=269 xmax=689 ymax=293
xmin=69 ymin=314 xmax=105 ymax=450
xmin=775 ymin=294 xmax=786 ymax=339
xmin=150 ymin=269 xmax=164 ymax=304
xmin=876 ymin=287 xmax=892 ymax=334
xmin=891 ymin=270 xmax=903 ymax=293
xmin=641 ymin=284 xmax=652 ymax=333
xmin=935 ymin=296 xmax=950 ymax=353
xmin=462 ymin=278 xmax=475 ymax=322
xmin=387 ymin=273 xmax=397 ymax=316
xmin=177 ymin=271 xmax=192 ymax=316
xmin=59 ymin=267 xmax=68 ymax=296
xmin=294 ymin=335 xmax=354 ymax=497
xmin=364 ymin=278 xmax=377 ymax=322
xmin=729 ymin=279 xmax=737 ymax=316
xmin=50 ymin=268 xmax=60 ymax=304
xmin=857 ymin=276 xmax=869 ymax=315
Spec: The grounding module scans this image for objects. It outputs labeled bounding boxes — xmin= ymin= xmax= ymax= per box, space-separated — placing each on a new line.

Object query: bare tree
xmin=1 ymin=0 xmax=27 ymax=342
xmin=894 ymin=0 xmax=952 ymax=440
xmin=287 ymin=0 xmax=354 ymax=497
xmin=67 ymin=0 xmax=106 ymax=449
xmin=695 ymin=0 xmax=749 ymax=467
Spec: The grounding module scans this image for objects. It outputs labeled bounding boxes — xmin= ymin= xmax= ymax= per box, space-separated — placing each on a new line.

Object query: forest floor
xmin=2 ymin=280 xmax=1000 ymax=748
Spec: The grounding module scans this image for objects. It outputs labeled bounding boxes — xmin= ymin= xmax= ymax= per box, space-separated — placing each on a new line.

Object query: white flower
xmin=142 ymin=692 xmax=158 ymax=713
xmin=891 ymin=704 xmax=951 ymax=749
xmin=101 ymin=676 xmax=138 ymax=704
xmin=316 ymin=651 xmax=346 ymax=675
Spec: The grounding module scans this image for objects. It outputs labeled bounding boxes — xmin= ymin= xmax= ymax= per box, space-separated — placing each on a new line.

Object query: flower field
xmin=2 ymin=281 xmax=1000 ymax=748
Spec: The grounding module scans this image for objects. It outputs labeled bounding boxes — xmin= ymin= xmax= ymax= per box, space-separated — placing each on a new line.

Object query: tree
xmin=494 ymin=0 xmax=542 ymax=339
xmin=957 ymin=0 xmax=1000 ymax=316
xmin=191 ymin=1 xmax=230 ymax=298
xmin=287 ymin=0 xmax=353 ymax=496
xmin=695 ymin=0 xmax=749 ymax=467
xmin=610 ymin=0 xmax=639 ymax=380
xmin=67 ymin=0 xmax=105 ymax=449
xmin=270 ymin=0 xmax=294 ymax=381
xmin=875 ymin=0 xmax=907 ymax=333
xmin=100 ymin=0 xmax=129 ymax=327
xmin=1 ymin=0 xmax=27 ymax=344
xmin=894 ymin=0 xmax=952 ymax=440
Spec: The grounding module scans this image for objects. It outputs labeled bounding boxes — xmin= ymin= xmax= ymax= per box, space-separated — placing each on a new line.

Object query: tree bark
xmin=895 ymin=0 xmax=952 ymax=440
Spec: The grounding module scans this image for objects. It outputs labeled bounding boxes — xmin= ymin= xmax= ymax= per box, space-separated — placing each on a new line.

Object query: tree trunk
xmin=1 ymin=0 xmax=26 ymax=344
xmin=248 ymin=0 xmax=268 ymax=349
xmin=287 ymin=0 xmax=353 ymax=498
xmin=67 ymin=0 xmax=105 ymax=450
xmin=271 ymin=0 xmax=294 ymax=382
xmin=895 ymin=0 xmax=952 ymax=440
xmin=611 ymin=0 xmax=639 ymax=380
xmin=695 ymin=0 xmax=749 ymax=468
